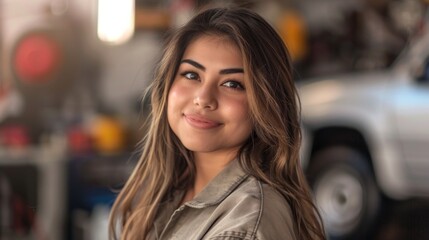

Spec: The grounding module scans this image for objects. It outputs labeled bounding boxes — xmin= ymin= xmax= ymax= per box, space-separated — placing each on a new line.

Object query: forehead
xmin=187 ymin=33 xmax=236 ymax=48
xmin=182 ymin=34 xmax=243 ymax=66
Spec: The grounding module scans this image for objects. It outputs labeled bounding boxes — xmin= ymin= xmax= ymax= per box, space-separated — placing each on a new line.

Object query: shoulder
xmin=206 ymin=176 xmax=296 ymax=240
xmin=256 ymin=183 xmax=297 ymax=240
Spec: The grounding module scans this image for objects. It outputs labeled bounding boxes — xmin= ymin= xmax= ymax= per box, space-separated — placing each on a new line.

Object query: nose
xmin=193 ymin=84 xmax=218 ymax=110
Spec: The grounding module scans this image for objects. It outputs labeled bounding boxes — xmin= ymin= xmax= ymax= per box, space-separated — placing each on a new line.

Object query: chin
xmin=181 ymin=141 xmax=215 ymax=153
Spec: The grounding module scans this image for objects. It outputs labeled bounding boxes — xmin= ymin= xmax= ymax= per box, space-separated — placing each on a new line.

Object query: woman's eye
xmin=181 ymin=72 xmax=199 ymax=80
xmin=222 ymin=81 xmax=245 ymax=90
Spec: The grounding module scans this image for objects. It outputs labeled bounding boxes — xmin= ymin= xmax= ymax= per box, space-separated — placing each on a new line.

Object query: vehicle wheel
xmin=307 ymin=147 xmax=381 ymax=240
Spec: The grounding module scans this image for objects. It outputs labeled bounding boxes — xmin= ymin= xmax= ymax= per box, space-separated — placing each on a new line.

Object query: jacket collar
xmin=151 ymin=160 xmax=249 ymax=238
xmin=185 ymin=159 xmax=249 ymax=208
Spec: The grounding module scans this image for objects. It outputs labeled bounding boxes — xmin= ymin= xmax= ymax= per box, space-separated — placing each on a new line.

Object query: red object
xmin=14 ymin=33 xmax=62 ymax=83
xmin=0 ymin=125 xmax=30 ymax=148
xmin=67 ymin=126 xmax=92 ymax=154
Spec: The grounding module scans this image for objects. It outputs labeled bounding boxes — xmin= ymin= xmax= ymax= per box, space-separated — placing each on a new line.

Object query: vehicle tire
xmin=307 ymin=147 xmax=381 ymax=240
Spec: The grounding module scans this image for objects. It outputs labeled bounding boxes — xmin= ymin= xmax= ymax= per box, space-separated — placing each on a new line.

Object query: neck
xmin=182 ymin=150 xmax=238 ymax=204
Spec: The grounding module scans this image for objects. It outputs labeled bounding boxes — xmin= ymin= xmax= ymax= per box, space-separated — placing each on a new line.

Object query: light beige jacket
xmin=147 ymin=160 xmax=297 ymax=240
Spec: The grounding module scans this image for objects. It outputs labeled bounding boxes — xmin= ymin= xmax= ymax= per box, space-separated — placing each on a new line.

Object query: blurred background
xmin=1 ymin=0 xmax=429 ymax=239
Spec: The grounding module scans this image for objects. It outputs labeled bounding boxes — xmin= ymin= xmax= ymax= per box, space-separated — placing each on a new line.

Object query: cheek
xmin=222 ymin=97 xmax=253 ymax=136
xmin=167 ymin=81 xmax=188 ymax=120
xmin=169 ymin=79 xmax=192 ymax=99
xmin=167 ymin=82 xmax=181 ymax=111
xmin=224 ymin=98 xmax=250 ymax=120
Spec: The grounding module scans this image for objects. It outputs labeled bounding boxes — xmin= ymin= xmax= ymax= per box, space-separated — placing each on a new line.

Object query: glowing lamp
xmin=97 ymin=0 xmax=135 ymax=44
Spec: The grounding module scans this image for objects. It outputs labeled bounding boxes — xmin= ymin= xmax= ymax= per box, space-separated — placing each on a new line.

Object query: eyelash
xmin=180 ymin=71 xmax=245 ymax=91
xmin=181 ymin=72 xmax=199 ymax=80
xmin=222 ymin=81 xmax=245 ymax=90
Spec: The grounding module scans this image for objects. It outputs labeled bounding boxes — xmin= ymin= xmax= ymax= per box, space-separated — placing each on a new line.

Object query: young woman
xmin=109 ymin=7 xmax=325 ymax=240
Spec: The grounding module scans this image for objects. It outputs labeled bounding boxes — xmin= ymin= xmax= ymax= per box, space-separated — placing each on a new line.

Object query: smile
xmin=184 ymin=114 xmax=222 ymax=129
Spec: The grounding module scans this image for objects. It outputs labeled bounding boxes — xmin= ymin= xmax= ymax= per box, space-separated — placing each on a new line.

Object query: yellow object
xmin=277 ymin=9 xmax=308 ymax=62
xmin=92 ymin=116 xmax=126 ymax=154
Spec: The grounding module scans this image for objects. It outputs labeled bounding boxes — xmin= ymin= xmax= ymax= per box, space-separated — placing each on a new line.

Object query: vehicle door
xmin=391 ymin=56 xmax=429 ymax=193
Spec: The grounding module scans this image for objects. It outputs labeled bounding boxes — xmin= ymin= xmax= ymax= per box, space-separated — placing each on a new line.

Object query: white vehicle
xmin=298 ymin=13 xmax=429 ymax=240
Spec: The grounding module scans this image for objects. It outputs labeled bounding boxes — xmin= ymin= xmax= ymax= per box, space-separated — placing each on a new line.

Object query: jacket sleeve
xmin=204 ymin=180 xmax=297 ymax=240
xmin=255 ymin=185 xmax=297 ymax=240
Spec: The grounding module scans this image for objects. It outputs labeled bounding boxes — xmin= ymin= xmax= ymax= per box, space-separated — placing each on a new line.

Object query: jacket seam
xmin=250 ymin=180 xmax=263 ymax=239
xmin=187 ymin=174 xmax=250 ymax=208
xmin=208 ymin=231 xmax=260 ymax=240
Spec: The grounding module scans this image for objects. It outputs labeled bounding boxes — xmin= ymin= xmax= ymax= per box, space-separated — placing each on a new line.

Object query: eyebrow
xmin=181 ymin=59 xmax=244 ymax=74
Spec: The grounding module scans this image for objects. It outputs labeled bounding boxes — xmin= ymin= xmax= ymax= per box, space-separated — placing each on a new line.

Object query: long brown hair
xmin=109 ymin=7 xmax=325 ymax=240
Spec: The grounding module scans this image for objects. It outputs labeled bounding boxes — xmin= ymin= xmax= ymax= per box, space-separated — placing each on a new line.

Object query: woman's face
xmin=167 ymin=34 xmax=253 ymax=161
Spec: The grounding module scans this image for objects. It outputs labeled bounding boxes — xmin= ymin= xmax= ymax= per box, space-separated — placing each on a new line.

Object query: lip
xmin=184 ymin=114 xmax=222 ymax=129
